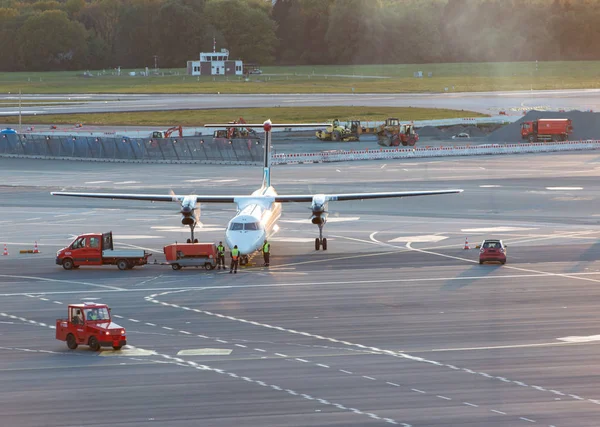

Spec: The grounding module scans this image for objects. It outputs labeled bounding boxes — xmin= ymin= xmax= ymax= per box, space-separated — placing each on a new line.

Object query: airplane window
xmin=229 ymin=223 xmax=243 ymax=231
xmin=244 ymin=222 xmax=259 ymax=230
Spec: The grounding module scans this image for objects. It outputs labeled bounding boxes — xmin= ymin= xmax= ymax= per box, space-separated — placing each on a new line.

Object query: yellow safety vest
xmin=263 ymin=243 xmax=270 ymax=253
xmin=217 ymin=245 xmax=225 ymax=255
xmin=231 ymin=248 xmax=240 ymax=260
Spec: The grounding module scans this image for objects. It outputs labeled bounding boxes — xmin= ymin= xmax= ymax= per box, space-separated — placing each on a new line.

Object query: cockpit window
xmin=244 ymin=222 xmax=260 ymax=231
xmin=229 ymin=222 xmax=243 ymax=231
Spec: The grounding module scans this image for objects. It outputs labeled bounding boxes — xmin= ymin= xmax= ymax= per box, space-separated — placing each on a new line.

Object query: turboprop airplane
xmin=51 ymin=120 xmax=463 ymax=265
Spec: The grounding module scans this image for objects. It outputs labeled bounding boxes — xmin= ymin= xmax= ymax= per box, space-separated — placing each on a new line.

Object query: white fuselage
xmin=225 ymin=186 xmax=281 ymax=255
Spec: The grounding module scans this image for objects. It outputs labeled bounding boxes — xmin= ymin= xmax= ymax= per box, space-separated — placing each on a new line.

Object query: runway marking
xmin=461 ymin=226 xmax=537 ymax=232
xmin=176 ymin=349 xmax=232 ymax=356
xmin=85 ymin=181 xmax=111 ymax=184
xmin=146 ymin=292 xmax=600 ymax=410
xmin=0 ymin=275 xmax=124 ymax=291
xmin=388 ymin=235 xmax=448 ymax=243
xmin=491 ymin=410 xmax=506 ymax=415
xmin=557 ymin=334 xmax=600 ymax=343
xmin=114 ymin=181 xmax=139 ymax=184
xmin=546 ymin=187 xmax=583 ymax=191
xmin=479 ymin=185 xmax=502 ymax=188
xmin=437 ymin=395 xmax=451 ymax=400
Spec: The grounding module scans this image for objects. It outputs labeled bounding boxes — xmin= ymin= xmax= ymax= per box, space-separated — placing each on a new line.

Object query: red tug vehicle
xmin=56 ymin=303 xmax=127 ymax=351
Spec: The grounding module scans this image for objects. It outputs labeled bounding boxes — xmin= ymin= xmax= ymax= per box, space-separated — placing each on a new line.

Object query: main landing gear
xmin=240 ymin=255 xmax=249 ymax=266
xmin=186 ymin=223 xmax=199 ymax=244
xmin=315 ymin=223 xmax=328 ymax=251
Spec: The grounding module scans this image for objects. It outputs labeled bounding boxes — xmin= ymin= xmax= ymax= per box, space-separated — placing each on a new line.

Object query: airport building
xmin=186 ymin=48 xmax=243 ymax=76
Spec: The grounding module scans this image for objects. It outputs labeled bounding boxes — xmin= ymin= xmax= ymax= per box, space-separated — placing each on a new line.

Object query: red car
xmin=478 ymin=239 xmax=507 ymax=265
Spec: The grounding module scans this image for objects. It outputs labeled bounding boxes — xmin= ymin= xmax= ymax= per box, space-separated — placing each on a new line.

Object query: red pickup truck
xmin=56 ymin=303 xmax=127 ymax=351
xmin=56 ymin=231 xmax=151 ymax=270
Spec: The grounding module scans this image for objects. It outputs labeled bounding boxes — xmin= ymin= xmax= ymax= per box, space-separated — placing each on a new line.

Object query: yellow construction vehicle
xmin=316 ymin=120 xmax=362 ymax=142
xmin=371 ymin=118 xmax=419 ymax=147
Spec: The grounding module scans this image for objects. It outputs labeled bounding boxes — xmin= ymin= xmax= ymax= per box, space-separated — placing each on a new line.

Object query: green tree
xmin=16 ymin=10 xmax=88 ymax=70
xmin=205 ymin=0 xmax=278 ymax=64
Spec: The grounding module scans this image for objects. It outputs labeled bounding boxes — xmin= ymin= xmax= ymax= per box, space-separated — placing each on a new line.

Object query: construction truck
xmin=151 ymin=125 xmax=183 ymax=139
xmin=316 ymin=120 xmax=362 ymax=142
xmin=371 ymin=118 xmax=418 ymax=147
xmin=520 ymin=118 xmax=573 ymax=142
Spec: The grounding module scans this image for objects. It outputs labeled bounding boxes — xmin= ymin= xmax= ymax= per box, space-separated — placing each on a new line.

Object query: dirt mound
xmin=486 ymin=110 xmax=600 ymax=142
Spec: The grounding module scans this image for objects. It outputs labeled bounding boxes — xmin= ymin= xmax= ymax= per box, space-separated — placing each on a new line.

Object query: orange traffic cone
xmin=33 ymin=241 xmax=39 ymax=254
xmin=464 ymin=237 xmax=470 ymax=250
xmin=2 ymin=243 xmax=8 ymax=256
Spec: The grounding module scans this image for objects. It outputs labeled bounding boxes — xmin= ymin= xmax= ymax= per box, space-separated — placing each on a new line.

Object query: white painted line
xmin=128 ymin=319 xmax=140 ymax=323
xmin=215 ymin=339 xmax=228 ymax=344
xmin=162 ymin=326 xmax=173 ymax=331
xmin=461 ymin=226 xmax=537 ymax=232
xmin=179 ymin=331 xmax=191 ymax=335
xmin=234 ymin=344 xmax=247 ymax=348
xmin=412 ymin=389 xmax=426 ymax=394
xmin=363 ymin=376 xmax=377 ymax=381
xmin=388 ymin=235 xmax=448 ymax=243
xmin=463 ymin=402 xmax=478 ymax=407
xmin=340 ymin=370 xmax=353 ymax=374
xmin=387 ymin=382 xmax=400 ymax=387
xmin=145 ymin=322 xmax=156 ymax=326
xmin=519 ymin=417 xmax=536 ymax=423
xmin=558 ymin=334 xmax=600 ymax=343
xmin=437 ymin=395 xmax=451 ymax=400
xmin=177 ymin=349 xmax=233 ymax=356
xmin=253 ymin=348 xmax=266 ymax=352
xmin=295 ymin=358 xmax=309 ymax=363
xmin=53 ymin=301 xmax=62 ymax=305
xmin=479 ymin=185 xmax=502 ymax=188
xmin=317 ymin=364 xmax=330 ymax=368
xmin=275 ymin=353 xmax=288 ymax=358
xmin=490 ymin=410 xmax=506 ymax=415
xmin=546 ymin=187 xmax=583 ymax=190
xmin=85 ymin=180 xmax=111 ymax=184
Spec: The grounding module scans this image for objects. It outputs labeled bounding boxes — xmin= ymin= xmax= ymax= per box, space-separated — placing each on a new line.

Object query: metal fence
xmin=0 ymin=134 xmax=264 ymax=163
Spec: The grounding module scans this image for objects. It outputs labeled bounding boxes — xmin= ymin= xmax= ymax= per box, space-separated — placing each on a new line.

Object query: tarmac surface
xmin=1 ymin=88 xmax=600 ymax=116
xmin=2 ymin=154 xmax=600 ymax=426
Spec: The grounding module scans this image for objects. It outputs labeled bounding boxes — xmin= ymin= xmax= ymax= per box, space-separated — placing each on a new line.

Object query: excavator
xmin=213 ymin=117 xmax=260 ymax=142
xmin=151 ymin=125 xmax=183 ymax=139
xmin=316 ymin=119 xmax=362 ymax=142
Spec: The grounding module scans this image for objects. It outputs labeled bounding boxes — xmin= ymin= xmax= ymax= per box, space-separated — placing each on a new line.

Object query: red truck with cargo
xmin=163 ymin=242 xmax=217 ymax=270
xmin=56 ymin=231 xmax=151 ymax=270
xmin=520 ymin=118 xmax=573 ymax=142
xmin=56 ymin=303 xmax=126 ymax=351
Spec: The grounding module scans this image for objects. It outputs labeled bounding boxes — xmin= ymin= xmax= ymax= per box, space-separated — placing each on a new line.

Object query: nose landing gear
xmin=186 ymin=223 xmax=199 ymax=244
xmin=315 ymin=223 xmax=327 ymax=250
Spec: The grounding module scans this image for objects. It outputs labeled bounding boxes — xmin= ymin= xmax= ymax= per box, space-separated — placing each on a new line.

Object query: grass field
xmin=1 ymin=106 xmax=488 ymax=126
xmin=1 ymin=61 xmax=600 ymax=94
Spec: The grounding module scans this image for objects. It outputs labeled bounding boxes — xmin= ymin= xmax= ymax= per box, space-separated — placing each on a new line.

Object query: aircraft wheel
xmin=322 ymin=238 xmax=327 ymax=251
xmin=315 ymin=238 xmax=320 ymax=251
xmin=172 ymin=264 xmax=181 ymax=270
xmin=186 ymin=239 xmax=191 ymax=243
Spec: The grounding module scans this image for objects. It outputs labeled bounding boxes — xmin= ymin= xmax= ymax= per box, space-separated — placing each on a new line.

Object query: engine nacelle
xmin=311 ymin=215 xmax=325 ymax=225
xmin=180 ymin=195 xmax=200 ymax=226
xmin=310 ymin=194 xmax=328 ymax=225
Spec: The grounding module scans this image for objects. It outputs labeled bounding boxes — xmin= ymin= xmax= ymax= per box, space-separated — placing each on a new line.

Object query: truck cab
xmin=56 ymin=303 xmax=126 ymax=351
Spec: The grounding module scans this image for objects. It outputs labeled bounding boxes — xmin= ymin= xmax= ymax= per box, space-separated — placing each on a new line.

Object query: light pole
xmin=153 ymin=55 xmax=158 ymax=72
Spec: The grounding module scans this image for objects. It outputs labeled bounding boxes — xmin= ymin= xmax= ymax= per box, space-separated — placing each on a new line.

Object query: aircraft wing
xmin=51 ymin=192 xmax=237 ymax=203
xmin=274 ymin=189 xmax=463 ymax=203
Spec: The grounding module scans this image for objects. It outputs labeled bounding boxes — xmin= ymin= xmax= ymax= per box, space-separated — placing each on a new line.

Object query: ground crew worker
xmin=230 ymin=245 xmax=240 ymax=274
xmin=262 ymin=239 xmax=270 ymax=267
xmin=216 ymin=241 xmax=225 ymax=269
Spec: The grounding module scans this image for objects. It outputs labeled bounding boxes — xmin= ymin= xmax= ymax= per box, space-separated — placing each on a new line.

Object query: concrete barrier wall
xmin=1 ymin=137 xmax=598 ymax=165
xmin=271 ymin=140 xmax=600 ymax=165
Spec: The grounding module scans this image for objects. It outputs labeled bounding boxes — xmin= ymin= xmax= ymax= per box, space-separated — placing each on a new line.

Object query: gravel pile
xmin=416 ymin=125 xmax=443 ymax=137
xmin=486 ymin=110 xmax=600 ymax=142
